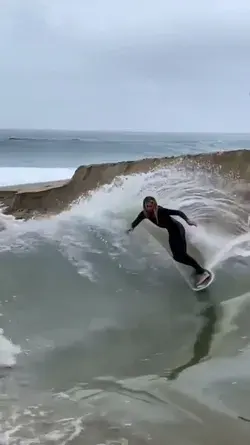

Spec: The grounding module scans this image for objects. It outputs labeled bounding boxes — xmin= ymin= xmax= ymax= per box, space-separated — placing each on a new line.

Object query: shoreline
xmin=0 ymin=179 xmax=68 ymax=192
xmin=0 ymin=149 xmax=250 ymax=220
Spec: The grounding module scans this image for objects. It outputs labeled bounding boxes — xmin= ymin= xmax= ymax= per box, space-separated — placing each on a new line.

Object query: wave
xmin=5 ymin=137 xmax=83 ymax=142
xmin=0 ymin=149 xmax=249 ymax=219
xmin=0 ymin=134 xmax=230 ymax=144
xmin=1 ymin=146 xmax=250 ymax=445
xmin=1 ymin=159 xmax=249 ymax=367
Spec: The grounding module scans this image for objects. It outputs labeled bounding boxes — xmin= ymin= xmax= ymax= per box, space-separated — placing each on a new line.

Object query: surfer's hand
xmin=188 ymin=220 xmax=197 ymax=227
xmin=126 ymin=228 xmax=133 ymax=234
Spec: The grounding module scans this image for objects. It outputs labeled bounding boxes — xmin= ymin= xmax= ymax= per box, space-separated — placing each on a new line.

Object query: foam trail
xmin=207 ymin=232 xmax=250 ymax=270
xmin=210 ymin=292 xmax=250 ymax=357
xmin=0 ymin=329 xmax=21 ymax=367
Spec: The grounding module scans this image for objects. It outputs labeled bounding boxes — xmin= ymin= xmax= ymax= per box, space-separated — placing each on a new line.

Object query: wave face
xmin=1 ymin=149 xmax=250 ymax=221
xmin=1 ymin=157 xmax=250 ymax=444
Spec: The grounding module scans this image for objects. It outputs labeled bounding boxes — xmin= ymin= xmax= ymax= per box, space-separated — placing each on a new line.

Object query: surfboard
xmin=141 ymin=218 xmax=215 ymax=292
xmin=190 ymin=269 xmax=215 ymax=292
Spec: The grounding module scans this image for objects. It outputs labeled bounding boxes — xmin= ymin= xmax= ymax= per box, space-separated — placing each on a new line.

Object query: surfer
xmin=126 ymin=196 xmax=209 ymax=286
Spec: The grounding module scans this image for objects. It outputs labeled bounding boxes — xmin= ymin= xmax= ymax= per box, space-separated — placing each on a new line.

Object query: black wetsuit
xmin=131 ymin=206 xmax=204 ymax=274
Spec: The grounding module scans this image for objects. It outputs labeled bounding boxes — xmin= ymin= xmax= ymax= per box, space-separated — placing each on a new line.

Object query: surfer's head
xmin=143 ymin=196 xmax=158 ymax=216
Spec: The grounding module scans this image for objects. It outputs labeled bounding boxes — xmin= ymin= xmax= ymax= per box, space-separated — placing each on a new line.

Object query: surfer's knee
xmin=172 ymin=252 xmax=184 ymax=262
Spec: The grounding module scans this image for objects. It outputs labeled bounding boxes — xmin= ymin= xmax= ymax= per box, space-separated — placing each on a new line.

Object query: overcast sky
xmin=1 ymin=0 xmax=250 ymax=132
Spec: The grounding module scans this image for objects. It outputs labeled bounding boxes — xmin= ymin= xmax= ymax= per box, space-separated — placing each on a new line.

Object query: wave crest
xmin=0 ymin=149 xmax=249 ymax=219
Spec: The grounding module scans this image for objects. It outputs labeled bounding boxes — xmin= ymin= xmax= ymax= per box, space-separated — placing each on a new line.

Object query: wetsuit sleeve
xmin=131 ymin=211 xmax=145 ymax=229
xmin=164 ymin=208 xmax=190 ymax=223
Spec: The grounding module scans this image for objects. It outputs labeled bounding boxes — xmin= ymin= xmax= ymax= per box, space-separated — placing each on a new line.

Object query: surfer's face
xmin=144 ymin=201 xmax=156 ymax=214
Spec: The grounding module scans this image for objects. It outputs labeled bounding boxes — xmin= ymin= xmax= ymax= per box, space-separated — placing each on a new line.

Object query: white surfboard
xmin=190 ymin=269 xmax=215 ymax=292
xmin=142 ymin=218 xmax=215 ymax=292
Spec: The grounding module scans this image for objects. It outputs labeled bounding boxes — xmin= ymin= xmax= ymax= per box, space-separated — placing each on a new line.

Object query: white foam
xmin=0 ymin=167 xmax=74 ymax=186
xmin=208 ymin=232 xmax=250 ymax=270
xmin=0 ymin=329 xmax=21 ymax=367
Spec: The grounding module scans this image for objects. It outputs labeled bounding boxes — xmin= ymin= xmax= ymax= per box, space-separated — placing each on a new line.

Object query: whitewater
xmin=1 ymin=130 xmax=250 ymax=444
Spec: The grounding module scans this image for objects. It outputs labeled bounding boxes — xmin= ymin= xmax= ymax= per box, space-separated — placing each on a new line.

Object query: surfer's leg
xmin=168 ymin=230 xmax=205 ymax=274
xmin=169 ymin=229 xmax=210 ymax=285
xmin=173 ymin=249 xmax=204 ymax=273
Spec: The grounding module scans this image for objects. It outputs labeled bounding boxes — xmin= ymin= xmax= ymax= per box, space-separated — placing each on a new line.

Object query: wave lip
xmin=0 ymin=149 xmax=249 ymax=219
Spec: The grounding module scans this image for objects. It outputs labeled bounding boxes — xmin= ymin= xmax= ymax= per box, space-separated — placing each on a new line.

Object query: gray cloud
xmin=1 ymin=0 xmax=250 ymax=131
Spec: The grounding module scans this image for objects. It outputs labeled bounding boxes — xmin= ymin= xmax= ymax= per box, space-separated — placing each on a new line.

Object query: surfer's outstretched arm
xmin=166 ymin=208 xmax=196 ymax=226
xmin=127 ymin=211 xmax=145 ymax=233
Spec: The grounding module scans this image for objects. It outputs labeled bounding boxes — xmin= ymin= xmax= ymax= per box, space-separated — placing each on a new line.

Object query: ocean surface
xmin=1 ymin=130 xmax=250 ymax=444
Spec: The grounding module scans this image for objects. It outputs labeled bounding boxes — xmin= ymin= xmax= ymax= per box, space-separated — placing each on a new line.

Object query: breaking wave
xmin=1 ymin=149 xmax=250 ymax=443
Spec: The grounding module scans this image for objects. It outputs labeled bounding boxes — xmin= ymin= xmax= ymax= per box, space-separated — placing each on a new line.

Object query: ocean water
xmin=1 ymin=130 xmax=250 ymax=444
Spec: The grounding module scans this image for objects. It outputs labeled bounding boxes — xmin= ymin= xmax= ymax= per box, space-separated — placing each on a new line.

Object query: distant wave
xmin=0 ymin=136 xmax=232 ymax=145
xmin=6 ymin=137 xmax=82 ymax=142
